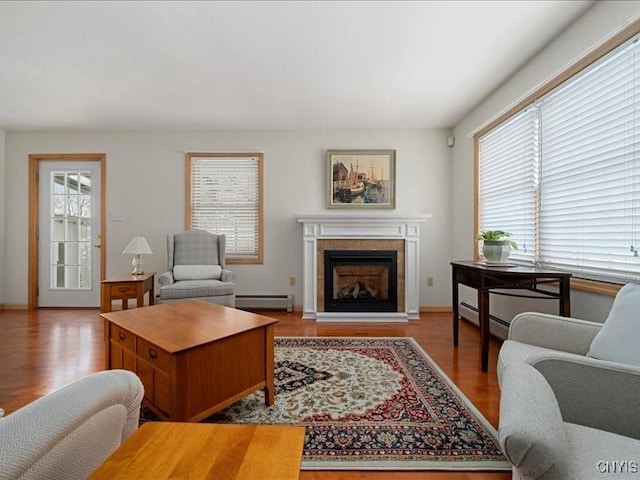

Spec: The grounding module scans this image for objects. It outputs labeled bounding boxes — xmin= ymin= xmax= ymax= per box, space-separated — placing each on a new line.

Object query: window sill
xmin=571 ymin=278 xmax=622 ymax=296
xmin=227 ymin=257 xmax=263 ymax=265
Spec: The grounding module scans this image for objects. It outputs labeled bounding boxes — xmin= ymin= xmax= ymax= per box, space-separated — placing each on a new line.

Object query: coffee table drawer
xmin=137 ymin=338 xmax=171 ymax=372
xmin=110 ymin=325 xmax=136 ymax=352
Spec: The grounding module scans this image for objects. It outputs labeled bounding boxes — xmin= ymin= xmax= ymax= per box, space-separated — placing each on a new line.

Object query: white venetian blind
xmin=539 ymin=36 xmax=640 ymax=281
xmin=478 ymin=106 xmax=538 ymax=264
xmin=189 ymin=154 xmax=262 ymax=260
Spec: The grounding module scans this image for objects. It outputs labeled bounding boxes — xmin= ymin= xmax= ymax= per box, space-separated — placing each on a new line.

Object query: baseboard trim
xmin=0 ymin=304 xmax=101 ymax=311
xmin=2 ymin=303 xmax=28 ymax=310
xmin=293 ymin=305 xmax=451 ymax=314
xmin=420 ymin=305 xmax=452 ymax=313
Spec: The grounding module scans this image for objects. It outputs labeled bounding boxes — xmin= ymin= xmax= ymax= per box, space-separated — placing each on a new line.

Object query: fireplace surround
xmin=295 ymin=214 xmax=431 ymax=322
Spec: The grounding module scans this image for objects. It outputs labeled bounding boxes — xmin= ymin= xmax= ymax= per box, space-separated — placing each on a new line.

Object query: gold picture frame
xmin=327 ymin=149 xmax=396 ymax=208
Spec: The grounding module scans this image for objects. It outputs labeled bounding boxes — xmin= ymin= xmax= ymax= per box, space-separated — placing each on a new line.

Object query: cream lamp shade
xmin=123 ymin=237 xmax=153 ymax=255
xmin=123 ymin=237 xmax=153 ymax=275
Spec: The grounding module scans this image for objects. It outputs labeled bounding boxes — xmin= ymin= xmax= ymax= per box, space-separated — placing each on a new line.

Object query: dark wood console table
xmin=451 ymin=261 xmax=571 ymax=372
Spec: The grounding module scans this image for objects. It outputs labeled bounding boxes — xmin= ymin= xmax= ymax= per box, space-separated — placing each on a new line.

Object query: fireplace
xmin=296 ymin=213 xmax=431 ymax=321
xmin=324 ymin=250 xmax=397 ymax=312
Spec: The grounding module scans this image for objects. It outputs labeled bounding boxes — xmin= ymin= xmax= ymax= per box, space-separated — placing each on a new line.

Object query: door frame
xmin=28 ymin=153 xmax=107 ymax=310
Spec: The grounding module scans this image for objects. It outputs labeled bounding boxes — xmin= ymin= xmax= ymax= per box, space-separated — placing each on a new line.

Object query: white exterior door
xmin=38 ymin=161 xmax=101 ymax=307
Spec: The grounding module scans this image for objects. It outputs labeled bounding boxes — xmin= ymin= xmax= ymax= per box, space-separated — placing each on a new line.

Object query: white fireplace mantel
xmin=295 ymin=213 xmax=431 ymax=322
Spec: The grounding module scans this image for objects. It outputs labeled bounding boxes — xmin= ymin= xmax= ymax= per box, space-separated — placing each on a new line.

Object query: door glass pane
xmin=79 ymin=195 xmax=91 ymax=218
xmin=79 ymin=265 xmax=91 ymax=289
xmin=52 ymin=195 xmax=65 ymax=216
xmin=53 ymin=266 xmax=65 ymax=288
xmin=79 ymin=173 xmax=91 ymax=194
xmin=50 ymin=241 xmax=64 ymax=264
xmin=49 ymin=170 xmax=92 ymax=290
xmin=79 ymin=219 xmax=91 ymax=241
xmin=53 ymin=174 xmax=65 ymax=193
xmin=66 ymin=195 xmax=78 ymax=218
xmin=79 ymin=242 xmax=91 ymax=265
xmin=65 ymin=266 xmax=79 ymax=288
xmin=65 ymin=242 xmax=78 ymax=266
xmin=65 ymin=217 xmax=77 ymax=241
xmin=51 ymin=220 xmax=64 ymax=242
xmin=67 ymin=173 xmax=80 ymax=193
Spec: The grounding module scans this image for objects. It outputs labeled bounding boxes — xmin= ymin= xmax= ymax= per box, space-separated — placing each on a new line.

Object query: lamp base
xmin=131 ymin=255 xmax=145 ymax=275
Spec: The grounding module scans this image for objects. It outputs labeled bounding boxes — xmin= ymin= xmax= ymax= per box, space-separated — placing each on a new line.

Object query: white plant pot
xmin=482 ymin=240 xmax=511 ymax=264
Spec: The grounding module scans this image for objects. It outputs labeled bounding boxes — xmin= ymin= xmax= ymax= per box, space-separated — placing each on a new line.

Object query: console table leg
xmin=478 ymin=289 xmax=490 ymax=373
xmin=560 ymin=277 xmax=571 ymax=316
xmin=452 ymin=275 xmax=459 ymax=347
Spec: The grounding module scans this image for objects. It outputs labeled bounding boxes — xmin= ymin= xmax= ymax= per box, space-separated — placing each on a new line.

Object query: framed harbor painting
xmin=327 ymin=149 xmax=396 ymax=208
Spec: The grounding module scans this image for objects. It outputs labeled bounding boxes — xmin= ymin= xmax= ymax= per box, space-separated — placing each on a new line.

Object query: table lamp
xmin=123 ymin=236 xmax=153 ymax=275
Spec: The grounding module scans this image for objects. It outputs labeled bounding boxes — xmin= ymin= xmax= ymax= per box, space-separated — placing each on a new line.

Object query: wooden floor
xmin=0 ymin=308 xmax=510 ymax=480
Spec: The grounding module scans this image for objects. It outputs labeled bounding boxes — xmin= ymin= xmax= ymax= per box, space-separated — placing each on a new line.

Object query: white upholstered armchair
xmin=497 ymin=283 xmax=640 ymax=479
xmin=157 ymin=229 xmax=236 ymax=307
xmin=0 ymin=369 xmax=144 ymax=480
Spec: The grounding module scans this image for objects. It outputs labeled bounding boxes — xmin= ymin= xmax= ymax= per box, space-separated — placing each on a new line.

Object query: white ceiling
xmin=0 ymin=1 xmax=595 ymax=132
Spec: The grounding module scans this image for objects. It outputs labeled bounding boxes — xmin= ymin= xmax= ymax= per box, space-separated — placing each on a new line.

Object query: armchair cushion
xmin=172 ymin=230 xmax=223 ymax=267
xmin=173 ymin=264 xmax=222 ymax=281
xmin=159 ymin=279 xmax=234 ymax=300
xmin=587 ymin=282 xmax=640 ymax=367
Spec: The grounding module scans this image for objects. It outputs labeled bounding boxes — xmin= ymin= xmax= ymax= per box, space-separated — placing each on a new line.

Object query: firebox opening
xmin=324 ymin=250 xmax=397 ymax=312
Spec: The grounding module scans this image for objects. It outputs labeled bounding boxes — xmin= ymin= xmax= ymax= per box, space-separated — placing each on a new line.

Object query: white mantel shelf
xmin=295 ymin=213 xmax=432 ymax=322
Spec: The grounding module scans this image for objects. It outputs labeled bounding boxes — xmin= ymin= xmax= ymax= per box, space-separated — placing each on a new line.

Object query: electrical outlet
xmin=426 ymin=276 xmax=434 ymax=287
xmin=289 ymin=276 xmax=296 ymax=287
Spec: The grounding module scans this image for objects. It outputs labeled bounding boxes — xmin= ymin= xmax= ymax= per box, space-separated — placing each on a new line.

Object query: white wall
xmin=4 ymin=129 xmax=452 ymax=308
xmin=451 ymin=1 xmax=640 ymax=323
xmin=0 ymin=129 xmax=5 ymax=304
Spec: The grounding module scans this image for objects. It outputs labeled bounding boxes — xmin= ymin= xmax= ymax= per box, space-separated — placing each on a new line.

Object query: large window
xmin=186 ymin=152 xmax=263 ymax=264
xmin=476 ymin=27 xmax=640 ymax=284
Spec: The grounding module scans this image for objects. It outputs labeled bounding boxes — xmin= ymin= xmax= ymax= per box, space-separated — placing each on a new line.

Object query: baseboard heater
xmin=236 ymin=294 xmax=293 ymax=312
xmin=459 ymin=302 xmax=509 ymax=340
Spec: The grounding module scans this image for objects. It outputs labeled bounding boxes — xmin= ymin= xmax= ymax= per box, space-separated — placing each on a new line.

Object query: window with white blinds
xmin=477 ymin=32 xmax=640 ymax=283
xmin=478 ymin=107 xmax=538 ymax=264
xmin=187 ymin=153 xmax=263 ymax=264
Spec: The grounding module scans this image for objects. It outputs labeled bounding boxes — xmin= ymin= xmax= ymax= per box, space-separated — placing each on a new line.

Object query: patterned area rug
xmin=207 ymin=337 xmax=509 ymax=471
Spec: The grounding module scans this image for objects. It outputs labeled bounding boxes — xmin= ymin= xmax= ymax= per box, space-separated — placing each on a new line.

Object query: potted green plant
xmin=476 ymin=230 xmax=518 ymax=264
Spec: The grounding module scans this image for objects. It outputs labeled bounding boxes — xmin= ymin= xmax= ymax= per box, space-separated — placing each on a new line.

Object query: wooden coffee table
xmin=101 ymin=300 xmax=278 ymax=422
xmin=89 ymin=422 xmax=306 ymax=480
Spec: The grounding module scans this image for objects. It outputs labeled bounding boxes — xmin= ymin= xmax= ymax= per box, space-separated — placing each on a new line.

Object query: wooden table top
xmin=89 ymin=422 xmax=306 ymax=480
xmin=451 ymin=260 xmax=571 ymax=277
xmin=100 ymin=300 xmax=278 ymax=353
xmin=101 ymin=272 xmax=156 ymax=284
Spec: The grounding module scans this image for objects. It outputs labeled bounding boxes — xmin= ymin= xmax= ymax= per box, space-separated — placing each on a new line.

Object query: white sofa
xmin=0 ymin=370 xmax=144 ymax=480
